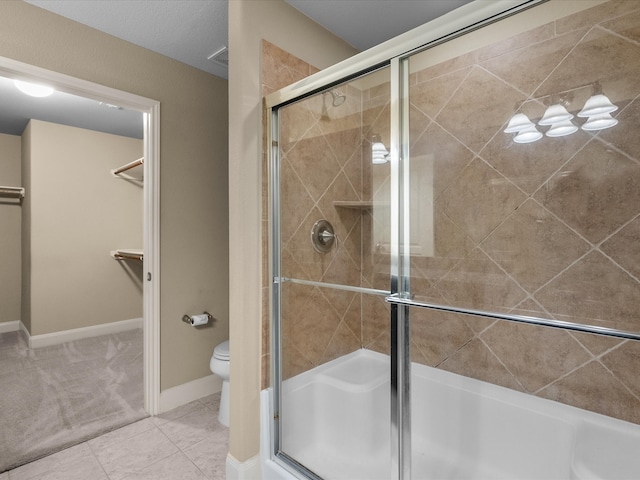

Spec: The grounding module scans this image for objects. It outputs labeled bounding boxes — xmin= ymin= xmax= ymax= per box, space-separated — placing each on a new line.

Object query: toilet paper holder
xmin=182 ymin=311 xmax=213 ymax=326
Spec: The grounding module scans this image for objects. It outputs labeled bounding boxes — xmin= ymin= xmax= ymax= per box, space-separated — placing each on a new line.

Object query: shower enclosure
xmin=265 ymin=0 xmax=640 ymax=478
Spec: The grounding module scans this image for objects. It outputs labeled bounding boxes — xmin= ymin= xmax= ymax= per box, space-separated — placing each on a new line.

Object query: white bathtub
xmin=260 ymin=349 xmax=640 ymax=480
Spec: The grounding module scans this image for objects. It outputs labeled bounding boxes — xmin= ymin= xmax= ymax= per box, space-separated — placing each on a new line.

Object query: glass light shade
xmin=581 ymin=113 xmax=618 ymax=131
xmin=371 ymin=141 xmax=390 ymax=164
xmin=513 ymin=126 xmax=543 ymax=143
xmin=577 ymin=94 xmax=618 ymax=117
xmin=539 ymin=104 xmax=573 ymax=126
xmin=14 ymin=79 xmax=54 ymax=97
xmin=545 ymin=119 xmax=578 ymax=137
xmin=504 ymin=113 xmax=535 ymax=133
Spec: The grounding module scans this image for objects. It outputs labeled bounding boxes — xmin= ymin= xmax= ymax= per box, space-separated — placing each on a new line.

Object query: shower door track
xmin=385 ymin=294 xmax=640 ymax=341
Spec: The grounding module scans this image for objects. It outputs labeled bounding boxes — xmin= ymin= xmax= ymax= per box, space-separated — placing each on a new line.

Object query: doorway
xmin=0 ymin=56 xmax=160 ymax=470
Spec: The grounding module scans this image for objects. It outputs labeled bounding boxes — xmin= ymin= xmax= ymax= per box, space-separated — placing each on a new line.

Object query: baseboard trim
xmin=0 ymin=320 xmax=20 ymax=334
xmin=159 ymin=374 xmax=222 ymax=414
xmin=226 ymin=453 xmax=261 ymax=480
xmin=27 ymin=317 xmax=143 ymax=349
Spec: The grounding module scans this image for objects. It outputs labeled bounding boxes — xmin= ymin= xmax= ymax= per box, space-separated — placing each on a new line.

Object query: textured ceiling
xmin=24 ymin=0 xmax=229 ymax=78
xmin=3 ymin=0 xmax=472 ymax=139
xmin=285 ymin=0 xmax=472 ymax=51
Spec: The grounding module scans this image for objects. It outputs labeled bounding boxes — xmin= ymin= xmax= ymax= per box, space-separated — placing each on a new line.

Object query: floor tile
xmin=89 ymin=427 xmax=178 ymax=480
xmin=87 ymin=418 xmax=156 ymax=452
xmin=183 ymin=429 xmax=229 ymax=479
xmin=7 ymin=444 xmax=108 ymax=480
xmin=5 ymin=394 xmax=229 ymax=480
xmin=120 ymin=452 xmax=208 ymax=480
xmin=152 ymin=399 xmax=207 ymax=426
xmin=198 ymin=393 xmax=221 ymax=413
xmin=156 ymin=402 xmax=222 ymax=450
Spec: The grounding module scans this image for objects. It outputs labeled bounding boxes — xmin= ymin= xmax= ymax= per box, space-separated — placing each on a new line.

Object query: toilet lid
xmin=214 ymin=340 xmax=230 ymax=360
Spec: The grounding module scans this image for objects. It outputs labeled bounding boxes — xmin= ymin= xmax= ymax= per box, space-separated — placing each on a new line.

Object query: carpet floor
xmin=0 ymin=328 xmax=147 ymax=473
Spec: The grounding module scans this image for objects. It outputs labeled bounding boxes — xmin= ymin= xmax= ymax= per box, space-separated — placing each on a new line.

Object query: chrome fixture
xmin=0 ymin=185 xmax=25 ymax=199
xmin=311 ymin=219 xmax=335 ymax=253
xmin=320 ymin=89 xmax=346 ymax=121
xmin=324 ymin=89 xmax=346 ymax=107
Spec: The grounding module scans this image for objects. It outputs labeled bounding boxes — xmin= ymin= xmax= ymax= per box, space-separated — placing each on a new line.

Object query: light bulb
xmin=14 ymin=79 xmax=54 ymax=98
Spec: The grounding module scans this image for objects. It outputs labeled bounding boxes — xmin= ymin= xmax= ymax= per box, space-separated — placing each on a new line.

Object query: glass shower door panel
xmin=404 ymin=2 xmax=640 ymax=476
xmin=405 ymin=0 xmax=640 ymax=335
xmin=276 ymin=67 xmax=393 ymax=478
xmin=279 ymin=282 xmax=391 ymax=479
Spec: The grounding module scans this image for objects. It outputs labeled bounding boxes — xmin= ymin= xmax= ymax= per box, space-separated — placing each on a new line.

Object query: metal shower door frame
xmin=265 ymin=2 xmax=550 ymax=479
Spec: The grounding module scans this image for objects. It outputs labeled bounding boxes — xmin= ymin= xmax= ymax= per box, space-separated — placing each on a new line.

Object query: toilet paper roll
xmin=189 ymin=314 xmax=209 ymax=326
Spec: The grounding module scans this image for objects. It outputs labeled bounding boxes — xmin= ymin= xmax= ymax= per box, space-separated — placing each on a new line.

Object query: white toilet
xmin=210 ymin=340 xmax=230 ymax=427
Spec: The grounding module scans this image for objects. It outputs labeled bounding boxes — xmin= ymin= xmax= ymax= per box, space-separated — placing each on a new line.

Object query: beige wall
xmin=0 ymin=132 xmax=22 ymax=325
xmin=0 ymin=0 xmax=229 ymax=391
xmin=22 ymin=119 xmax=142 ymax=335
xmin=228 ymin=0 xmax=358 ymax=463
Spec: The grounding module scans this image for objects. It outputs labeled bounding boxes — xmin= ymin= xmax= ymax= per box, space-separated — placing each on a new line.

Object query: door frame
xmin=0 ymin=56 xmax=161 ymax=414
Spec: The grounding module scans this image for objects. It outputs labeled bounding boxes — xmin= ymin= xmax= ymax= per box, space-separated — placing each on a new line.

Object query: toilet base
xmin=218 ymin=380 xmax=229 ymax=427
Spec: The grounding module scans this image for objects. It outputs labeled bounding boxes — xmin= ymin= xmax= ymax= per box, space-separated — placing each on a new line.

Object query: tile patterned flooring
xmin=2 ymin=393 xmax=229 ymax=480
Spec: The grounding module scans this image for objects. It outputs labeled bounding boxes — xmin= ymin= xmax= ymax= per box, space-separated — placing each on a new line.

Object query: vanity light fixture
xmin=371 ymin=134 xmax=390 ymax=164
xmin=505 ymin=81 xmax=618 ymax=143
xmin=14 ymin=79 xmax=54 ymax=98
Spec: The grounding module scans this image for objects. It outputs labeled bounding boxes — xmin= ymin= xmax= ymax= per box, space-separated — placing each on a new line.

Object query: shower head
xmin=324 ymin=90 xmax=346 ymax=107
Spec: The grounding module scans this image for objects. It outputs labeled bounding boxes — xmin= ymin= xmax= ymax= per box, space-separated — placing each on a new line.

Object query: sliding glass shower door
xmin=402 ymin=6 xmax=640 ymax=477
xmin=268 ymin=1 xmax=640 ymax=479
xmin=271 ymin=67 xmax=395 ymax=480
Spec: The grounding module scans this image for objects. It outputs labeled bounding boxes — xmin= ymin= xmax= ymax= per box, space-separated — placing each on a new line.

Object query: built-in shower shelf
xmin=333 ymin=201 xmax=389 ymax=210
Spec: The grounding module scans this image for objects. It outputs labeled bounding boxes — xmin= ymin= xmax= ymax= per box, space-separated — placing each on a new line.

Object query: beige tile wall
xmin=402 ymin=0 xmax=640 ymax=424
xmin=263 ymin=0 xmax=640 ymax=425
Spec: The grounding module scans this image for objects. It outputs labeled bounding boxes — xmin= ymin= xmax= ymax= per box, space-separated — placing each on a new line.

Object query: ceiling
xmin=1 ymin=0 xmax=472 ymax=139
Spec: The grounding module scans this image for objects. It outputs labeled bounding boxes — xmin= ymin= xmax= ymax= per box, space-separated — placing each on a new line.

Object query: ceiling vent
xmin=207 ymin=46 xmax=229 ymax=67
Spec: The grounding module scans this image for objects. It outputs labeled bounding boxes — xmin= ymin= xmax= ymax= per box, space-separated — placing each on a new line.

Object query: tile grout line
xmin=85 ymin=439 xmax=113 ymax=480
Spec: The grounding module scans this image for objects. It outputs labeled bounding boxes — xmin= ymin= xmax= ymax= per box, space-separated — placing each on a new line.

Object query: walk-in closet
xmin=0 ymin=75 xmax=146 ymax=472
